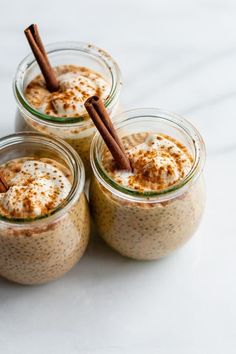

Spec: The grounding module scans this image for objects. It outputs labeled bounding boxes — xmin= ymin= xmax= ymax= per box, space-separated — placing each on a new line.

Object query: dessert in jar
xmin=89 ymin=108 xmax=206 ymax=260
xmin=14 ymin=41 xmax=122 ymax=177
xmin=0 ymin=132 xmax=90 ymax=284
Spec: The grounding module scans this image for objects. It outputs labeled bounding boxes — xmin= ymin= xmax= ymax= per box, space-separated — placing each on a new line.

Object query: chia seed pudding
xmin=0 ymin=133 xmax=90 ymax=284
xmin=14 ymin=42 xmax=122 ymax=177
xmin=89 ymin=108 xmax=206 ymax=260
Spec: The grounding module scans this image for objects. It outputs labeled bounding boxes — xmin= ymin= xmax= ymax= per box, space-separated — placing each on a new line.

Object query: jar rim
xmin=13 ymin=41 xmax=122 ymax=127
xmin=0 ymin=132 xmax=85 ymax=225
xmin=90 ymin=107 xmax=206 ymax=203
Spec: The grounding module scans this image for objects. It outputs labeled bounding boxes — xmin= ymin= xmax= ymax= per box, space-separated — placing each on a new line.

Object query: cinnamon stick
xmin=89 ymin=96 xmax=127 ymax=154
xmin=85 ymin=96 xmax=132 ymax=171
xmin=0 ymin=171 xmax=9 ymax=193
xmin=24 ymin=24 xmax=59 ymax=92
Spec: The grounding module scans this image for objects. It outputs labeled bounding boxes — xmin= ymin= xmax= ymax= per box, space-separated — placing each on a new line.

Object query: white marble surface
xmin=0 ymin=0 xmax=236 ymax=353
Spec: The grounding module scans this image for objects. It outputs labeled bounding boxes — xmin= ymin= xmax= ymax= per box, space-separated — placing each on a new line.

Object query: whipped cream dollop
xmin=0 ymin=160 xmax=71 ymax=219
xmin=104 ymin=134 xmax=193 ymax=192
xmin=25 ymin=65 xmax=110 ymax=118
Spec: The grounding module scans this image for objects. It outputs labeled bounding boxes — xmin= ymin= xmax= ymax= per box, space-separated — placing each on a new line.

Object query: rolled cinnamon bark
xmin=24 ymin=24 xmax=59 ymax=92
xmin=85 ymin=96 xmax=132 ymax=171
xmin=0 ymin=172 xmax=9 ymax=193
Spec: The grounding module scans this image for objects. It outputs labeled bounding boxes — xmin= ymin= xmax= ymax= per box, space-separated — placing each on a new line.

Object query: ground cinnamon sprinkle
xmin=102 ymin=133 xmax=193 ymax=191
xmin=0 ymin=157 xmax=72 ymax=219
xmin=25 ymin=64 xmax=110 ymax=118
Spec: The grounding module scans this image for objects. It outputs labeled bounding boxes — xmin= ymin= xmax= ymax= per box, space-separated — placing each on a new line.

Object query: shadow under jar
xmin=0 ymin=132 xmax=90 ymax=285
xmin=13 ymin=41 xmax=122 ymax=178
xmin=89 ymin=108 xmax=206 ymax=260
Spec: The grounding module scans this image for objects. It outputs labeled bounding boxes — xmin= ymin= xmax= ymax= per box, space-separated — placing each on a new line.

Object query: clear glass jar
xmin=0 ymin=132 xmax=90 ymax=284
xmin=90 ymin=108 xmax=206 ymax=260
xmin=13 ymin=41 xmax=122 ymax=177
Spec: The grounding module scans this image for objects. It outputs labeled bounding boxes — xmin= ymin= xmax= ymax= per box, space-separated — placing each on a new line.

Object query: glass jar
xmin=0 ymin=132 xmax=90 ymax=284
xmin=90 ymin=108 xmax=206 ymax=260
xmin=13 ymin=41 xmax=122 ymax=177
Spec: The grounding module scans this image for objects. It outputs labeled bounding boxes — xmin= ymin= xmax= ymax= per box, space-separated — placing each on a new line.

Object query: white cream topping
xmin=0 ymin=160 xmax=71 ymax=219
xmin=26 ymin=66 xmax=110 ymax=118
xmin=109 ymin=134 xmax=193 ymax=191
xmin=49 ymin=72 xmax=109 ymax=116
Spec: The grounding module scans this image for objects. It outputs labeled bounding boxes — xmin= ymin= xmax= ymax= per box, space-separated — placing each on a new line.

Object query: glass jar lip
xmin=0 ymin=131 xmax=85 ymax=225
xmin=13 ymin=41 xmax=122 ymax=127
xmin=90 ymin=107 xmax=206 ymax=203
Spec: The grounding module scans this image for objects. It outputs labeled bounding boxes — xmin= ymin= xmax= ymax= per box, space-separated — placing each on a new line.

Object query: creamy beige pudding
xmin=14 ymin=42 xmax=122 ymax=176
xmin=89 ymin=109 xmax=206 ymax=260
xmin=0 ymin=133 xmax=90 ymax=284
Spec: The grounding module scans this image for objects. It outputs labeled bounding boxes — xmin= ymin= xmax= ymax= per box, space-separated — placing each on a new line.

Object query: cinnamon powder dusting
xmin=102 ymin=133 xmax=193 ymax=192
xmin=0 ymin=158 xmax=72 ymax=219
xmin=25 ymin=65 xmax=110 ymax=118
